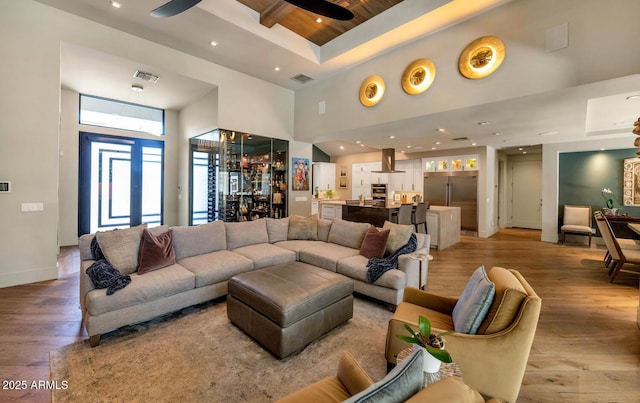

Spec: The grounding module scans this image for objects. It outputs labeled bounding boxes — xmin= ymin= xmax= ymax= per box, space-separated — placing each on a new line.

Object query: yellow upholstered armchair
xmin=385 ymin=267 xmax=541 ymax=403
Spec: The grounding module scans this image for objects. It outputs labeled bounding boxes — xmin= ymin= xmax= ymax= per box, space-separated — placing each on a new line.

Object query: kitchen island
xmin=341 ymin=203 xmax=461 ymax=250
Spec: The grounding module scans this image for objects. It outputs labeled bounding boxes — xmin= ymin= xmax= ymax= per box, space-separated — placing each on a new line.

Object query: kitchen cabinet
xmin=313 ymin=162 xmax=336 ymax=191
xmin=352 ymin=162 xmax=383 ymax=199
xmin=320 ymin=203 xmax=342 ymax=220
xmin=311 ymin=200 xmax=319 ymax=216
xmin=426 ymin=206 xmax=461 ymax=250
xmin=424 ymin=154 xmax=478 ymax=173
xmin=390 ymin=159 xmax=423 ymax=194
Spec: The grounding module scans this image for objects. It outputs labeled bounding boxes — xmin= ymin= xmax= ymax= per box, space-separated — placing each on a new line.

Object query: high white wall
xmin=293 ymin=0 xmax=640 ymax=142
xmin=0 ymin=0 xmax=294 ymax=288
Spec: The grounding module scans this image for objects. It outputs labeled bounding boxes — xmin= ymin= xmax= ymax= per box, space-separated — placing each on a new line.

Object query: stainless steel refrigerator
xmin=423 ymin=171 xmax=478 ymax=231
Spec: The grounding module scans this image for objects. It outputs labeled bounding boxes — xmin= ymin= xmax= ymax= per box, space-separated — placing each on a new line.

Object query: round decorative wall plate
xmin=359 ymin=75 xmax=385 ymax=107
xmin=401 ymin=59 xmax=436 ymax=95
xmin=458 ymin=35 xmax=506 ymax=79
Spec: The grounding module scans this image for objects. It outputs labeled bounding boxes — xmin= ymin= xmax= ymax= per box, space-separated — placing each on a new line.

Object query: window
xmin=79 ymin=94 xmax=164 ymax=136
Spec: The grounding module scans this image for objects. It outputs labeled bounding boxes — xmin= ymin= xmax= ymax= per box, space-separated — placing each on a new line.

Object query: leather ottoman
xmin=227 ymin=261 xmax=354 ymax=359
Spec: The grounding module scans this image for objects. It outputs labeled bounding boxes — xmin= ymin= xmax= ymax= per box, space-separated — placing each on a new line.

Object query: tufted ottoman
xmin=227 ymin=261 xmax=354 ymax=359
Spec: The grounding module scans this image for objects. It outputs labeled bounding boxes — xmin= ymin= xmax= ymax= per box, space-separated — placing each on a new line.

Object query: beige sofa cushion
xmin=95 ymin=224 xmax=147 ymax=275
xmin=171 ymin=221 xmax=226 ymax=261
xmin=299 ymin=243 xmax=360 ymax=272
xmin=476 ymin=267 xmax=528 ymax=335
xmin=225 ymin=220 xmax=269 ymax=250
xmin=265 ymin=217 xmax=290 ymax=243
xmin=85 ymin=263 xmax=195 ymax=316
xmin=288 ymin=214 xmax=318 ymax=240
xmin=178 ymin=250 xmax=254 ymax=288
xmin=328 ymin=219 xmax=370 ymax=249
xmin=317 ymin=218 xmax=333 ymax=242
xmin=231 ymin=243 xmax=296 ymax=269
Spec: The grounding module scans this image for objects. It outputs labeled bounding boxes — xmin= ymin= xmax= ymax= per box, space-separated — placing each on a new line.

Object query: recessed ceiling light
xmin=431 ymin=147 xmax=437 ymax=150
xmin=360 ymin=143 xmax=364 ymax=147
xmin=523 ymin=151 xmax=527 ymax=154
xmin=316 ymin=18 xmax=322 ymax=23
xmin=400 ymin=150 xmax=405 ymax=153
xmin=626 ymin=95 xmax=640 ymax=100
xmin=339 ymin=146 xmax=344 ymax=150
xmin=389 ymin=135 xmax=396 ymax=139
xmin=518 ymin=147 xmax=523 ymax=151
xmin=493 ymin=132 xmax=502 ymax=136
xmin=437 ymin=128 xmax=446 ymax=132
xmin=355 ymin=140 xmax=361 ymax=144
xmin=274 ymin=67 xmax=280 ymax=71
xmin=110 ymin=1 xmax=121 ymax=8
xmin=406 ymin=145 xmax=412 ymax=148
xmin=471 ymin=143 xmax=477 ymax=146
xmin=130 ymin=84 xmax=144 ymax=92
xmin=477 ymin=121 xmax=489 ymax=126
xmin=435 ymin=141 xmax=441 ymax=145
xmin=210 ymin=41 xmax=218 ymax=47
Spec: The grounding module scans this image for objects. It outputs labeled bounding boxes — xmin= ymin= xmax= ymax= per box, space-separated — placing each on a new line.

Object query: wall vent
xmin=291 ymin=74 xmax=314 ymax=84
xmin=133 ymin=70 xmax=160 ymax=83
xmin=0 ymin=181 xmax=11 ymax=193
xmin=452 ymin=137 xmax=470 ymax=141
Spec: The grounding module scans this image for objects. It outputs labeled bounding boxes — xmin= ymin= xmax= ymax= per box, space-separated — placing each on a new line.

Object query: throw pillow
xmin=382 ymin=221 xmax=413 ymax=255
xmin=95 ymin=224 xmax=147 ymax=275
xmin=288 ymin=214 xmax=319 ymax=240
xmin=265 ymin=217 xmax=290 ymax=243
xmin=137 ymin=229 xmax=176 ymax=275
xmin=359 ymin=227 xmax=390 ymax=259
xmin=476 ymin=267 xmax=528 ymax=335
xmin=452 ymin=266 xmax=496 ymax=334
xmin=344 ymin=348 xmax=424 ymax=403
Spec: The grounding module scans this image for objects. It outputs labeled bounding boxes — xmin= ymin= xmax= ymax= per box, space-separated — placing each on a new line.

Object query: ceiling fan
xmin=150 ymin=0 xmax=202 ymax=18
xmin=285 ymin=0 xmax=354 ymax=21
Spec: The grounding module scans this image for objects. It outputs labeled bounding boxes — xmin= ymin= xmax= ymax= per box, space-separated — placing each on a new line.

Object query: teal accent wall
xmin=312 ymin=145 xmax=330 ymax=162
xmin=559 ymin=149 xmax=640 ymax=233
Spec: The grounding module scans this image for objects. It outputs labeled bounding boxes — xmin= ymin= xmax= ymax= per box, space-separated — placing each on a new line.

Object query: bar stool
xmin=397 ymin=203 xmax=413 ymax=225
xmin=412 ymin=202 xmax=428 ymax=233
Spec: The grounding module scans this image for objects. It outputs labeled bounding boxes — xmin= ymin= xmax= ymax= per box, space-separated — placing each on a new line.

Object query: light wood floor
xmin=0 ymin=229 xmax=638 ymax=402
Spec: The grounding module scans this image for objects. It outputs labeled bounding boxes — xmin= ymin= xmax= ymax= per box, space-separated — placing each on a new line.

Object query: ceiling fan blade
xmin=150 ymin=0 xmax=202 ymax=18
xmin=284 ymin=0 xmax=355 ymax=21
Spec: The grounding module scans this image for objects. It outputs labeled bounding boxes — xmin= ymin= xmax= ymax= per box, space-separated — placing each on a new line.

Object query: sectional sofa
xmin=78 ymin=215 xmax=429 ymax=346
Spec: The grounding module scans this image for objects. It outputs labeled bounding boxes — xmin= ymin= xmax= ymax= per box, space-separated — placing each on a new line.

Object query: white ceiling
xmin=36 ymin=0 xmax=640 ymax=156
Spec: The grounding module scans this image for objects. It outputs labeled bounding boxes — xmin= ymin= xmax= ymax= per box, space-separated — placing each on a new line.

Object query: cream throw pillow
xmin=382 ymin=221 xmax=413 ymax=255
xmin=95 ymin=224 xmax=147 ymax=275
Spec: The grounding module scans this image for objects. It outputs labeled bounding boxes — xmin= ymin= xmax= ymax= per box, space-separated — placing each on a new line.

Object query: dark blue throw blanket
xmin=366 ymin=233 xmax=417 ymax=283
xmin=86 ymin=237 xmax=131 ymax=295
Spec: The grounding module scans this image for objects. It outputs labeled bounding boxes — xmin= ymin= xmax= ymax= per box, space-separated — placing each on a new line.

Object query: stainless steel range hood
xmin=372 ymin=148 xmax=405 ymax=173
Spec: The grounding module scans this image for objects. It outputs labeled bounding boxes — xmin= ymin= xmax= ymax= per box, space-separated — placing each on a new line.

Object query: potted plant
xmin=397 ymin=315 xmax=453 ymax=373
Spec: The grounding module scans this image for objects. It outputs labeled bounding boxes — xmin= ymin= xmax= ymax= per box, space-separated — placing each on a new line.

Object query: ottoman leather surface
xmin=228 ymin=261 xmax=353 ymax=327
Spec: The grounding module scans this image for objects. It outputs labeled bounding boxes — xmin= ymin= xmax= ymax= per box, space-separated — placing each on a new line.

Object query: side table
xmin=396 ymin=347 xmax=462 ymax=387
xmin=408 ymin=253 xmax=432 ymax=290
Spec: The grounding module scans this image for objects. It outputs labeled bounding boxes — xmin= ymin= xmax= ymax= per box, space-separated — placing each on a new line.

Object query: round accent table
xmin=408 ymin=252 xmax=432 ymax=290
xmin=396 ymin=347 xmax=462 ymax=387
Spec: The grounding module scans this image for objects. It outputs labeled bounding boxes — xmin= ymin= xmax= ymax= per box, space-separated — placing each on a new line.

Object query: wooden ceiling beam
xmin=260 ymin=0 xmax=295 ymax=28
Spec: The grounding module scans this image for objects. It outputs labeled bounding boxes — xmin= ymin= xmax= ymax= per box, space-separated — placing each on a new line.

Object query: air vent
xmin=452 ymin=137 xmax=470 ymax=141
xmin=133 ymin=70 xmax=160 ymax=83
xmin=291 ymin=74 xmax=314 ymax=84
xmin=0 ymin=181 xmax=11 ymax=193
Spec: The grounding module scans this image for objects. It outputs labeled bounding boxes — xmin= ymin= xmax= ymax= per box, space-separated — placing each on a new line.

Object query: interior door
xmin=511 ymin=160 xmax=542 ymax=229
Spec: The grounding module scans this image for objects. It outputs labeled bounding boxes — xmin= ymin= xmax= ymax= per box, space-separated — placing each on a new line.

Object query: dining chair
xmin=560 ymin=205 xmax=594 ymax=246
xmin=411 ymin=202 xmax=428 ymax=233
xmin=594 ymin=211 xmax=640 ymax=283
xmin=397 ymin=203 xmax=413 ymax=225
xmin=594 ymin=211 xmax=640 ymax=268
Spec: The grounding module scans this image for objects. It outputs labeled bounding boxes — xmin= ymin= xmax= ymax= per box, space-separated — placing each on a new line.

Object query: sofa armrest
xmin=79 ymin=260 xmax=96 ymax=313
xmin=336 ymin=351 xmax=374 ymax=396
xmin=403 ymin=286 xmax=458 ymax=315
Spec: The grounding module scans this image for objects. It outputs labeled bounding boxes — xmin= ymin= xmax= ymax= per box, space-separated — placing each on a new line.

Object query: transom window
xmin=79 ymin=94 xmax=164 ymax=136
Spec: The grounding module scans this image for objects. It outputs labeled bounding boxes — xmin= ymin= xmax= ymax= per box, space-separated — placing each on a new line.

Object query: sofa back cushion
xmin=452 ymin=266 xmax=496 ymax=334
xmin=476 ymin=267 xmax=528 ymax=335
xmin=172 ymin=221 xmax=226 ymax=260
xmin=95 ymin=224 xmax=147 ymax=275
xmin=226 ymin=219 xmax=269 ymax=250
xmin=328 ymin=219 xmax=371 ymax=249
xmin=317 ymin=218 xmax=333 ymax=242
xmin=265 ymin=217 xmax=290 ymax=243
xmin=288 ymin=214 xmax=318 ymax=240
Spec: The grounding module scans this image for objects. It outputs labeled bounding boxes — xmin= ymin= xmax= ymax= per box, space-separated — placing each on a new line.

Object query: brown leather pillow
xmin=137 ymin=228 xmax=176 ymax=275
xmin=359 ymin=227 xmax=390 ymax=259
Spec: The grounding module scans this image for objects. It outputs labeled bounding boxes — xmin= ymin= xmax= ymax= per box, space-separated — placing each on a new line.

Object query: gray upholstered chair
xmin=397 ymin=203 xmax=413 ymax=225
xmin=412 ymin=202 xmax=428 ymax=233
xmin=560 ymin=205 xmax=594 ymax=246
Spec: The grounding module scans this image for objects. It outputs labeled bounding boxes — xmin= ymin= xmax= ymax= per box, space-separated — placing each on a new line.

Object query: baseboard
xmin=0 ymin=266 xmax=58 ymax=288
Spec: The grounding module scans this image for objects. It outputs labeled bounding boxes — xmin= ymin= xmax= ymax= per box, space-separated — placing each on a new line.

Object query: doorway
xmin=78 ymin=132 xmax=164 ymax=235
xmin=511 ymin=159 xmax=542 ymax=229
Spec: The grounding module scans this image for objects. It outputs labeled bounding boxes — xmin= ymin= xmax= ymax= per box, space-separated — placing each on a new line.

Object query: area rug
xmin=50 ymin=297 xmax=393 ymax=402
